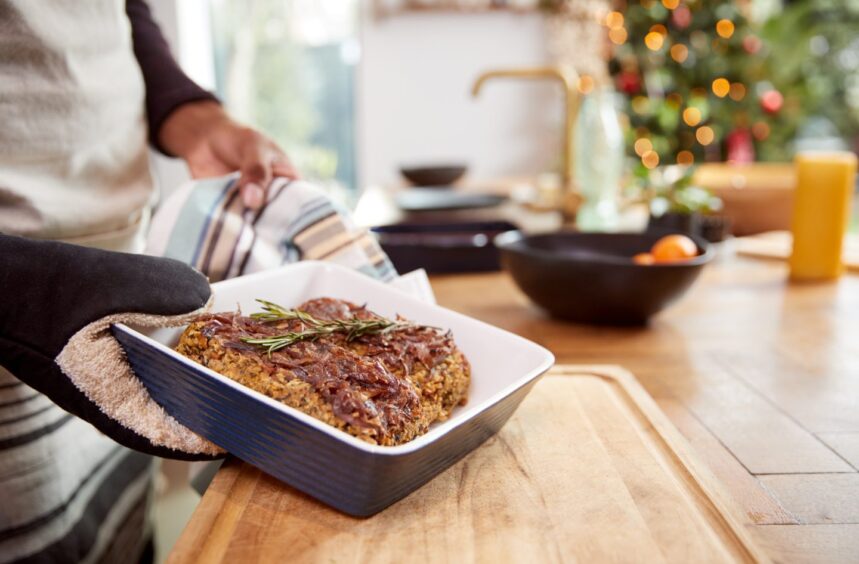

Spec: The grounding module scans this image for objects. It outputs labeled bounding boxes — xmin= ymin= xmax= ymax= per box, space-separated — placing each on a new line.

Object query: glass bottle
xmin=574 ymin=85 xmax=625 ymax=232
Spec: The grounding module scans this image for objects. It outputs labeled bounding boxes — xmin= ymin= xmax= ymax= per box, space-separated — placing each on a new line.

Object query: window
xmin=208 ymin=0 xmax=360 ymax=190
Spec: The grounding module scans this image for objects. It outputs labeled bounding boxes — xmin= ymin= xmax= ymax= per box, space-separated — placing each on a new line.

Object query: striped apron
xmin=0 ymin=367 xmax=154 ymax=563
xmin=0 ymin=1 xmax=155 ymax=562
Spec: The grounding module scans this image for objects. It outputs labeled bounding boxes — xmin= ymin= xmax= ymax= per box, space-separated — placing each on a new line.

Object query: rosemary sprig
xmin=240 ymin=299 xmax=419 ymax=355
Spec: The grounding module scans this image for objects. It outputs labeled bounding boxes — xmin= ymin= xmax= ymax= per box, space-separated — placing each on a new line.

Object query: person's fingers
xmin=213 ymin=124 xmax=298 ymax=209
xmin=241 ymin=154 xmax=297 ymax=209
xmin=237 ymin=136 xmax=273 ymax=210
xmin=239 ymin=151 xmax=271 ymax=188
xmin=239 ymin=182 xmax=265 ymax=210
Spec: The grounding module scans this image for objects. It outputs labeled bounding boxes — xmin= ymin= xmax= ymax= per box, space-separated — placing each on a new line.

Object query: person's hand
xmin=158 ymin=100 xmax=299 ymax=210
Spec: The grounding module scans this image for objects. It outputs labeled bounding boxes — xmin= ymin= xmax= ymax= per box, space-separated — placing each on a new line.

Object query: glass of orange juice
xmin=789 ymin=152 xmax=857 ymax=281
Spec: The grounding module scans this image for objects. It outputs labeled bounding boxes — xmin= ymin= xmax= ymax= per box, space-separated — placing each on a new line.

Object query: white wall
xmin=147 ymin=2 xmax=560 ymax=194
xmin=358 ymin=9 xmax=561 ymax=188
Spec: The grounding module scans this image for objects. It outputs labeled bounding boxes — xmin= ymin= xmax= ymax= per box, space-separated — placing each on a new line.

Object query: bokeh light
xmin=634 ymin=137 xmax=653 ymax=156
xmin=729 ymin=82 xmax=746 ymax=101
xmin=696 ymin=126 xmax=715 ymax=145
xmin=716 ymin=19 xmax=735 ymax=39
xmin=650 ymin=24 xmax=668 ymax=36
xmin=661 ymin=0 xmax=680 ymax=9
xmin=609 ymin=27 xmax=628 ymax=45
xmin=642 ymin=150 xmax=660 ymax=169
xmin=677 ymin=150 xmax=695 ymax=165
xmin=578 ymin=75 xmax=595 ymax=94
xmin=605 ymin=11 xmax=624 ymax=29
xmin=645 ymin=32 xmax=665 ymax=51
xmin=682 ymin=107 xmax=702 ymax=126
xmin=670 ymin=44 xmax=689 ymax=63
xmin=712 ymin=78 xmax=730 ymax=98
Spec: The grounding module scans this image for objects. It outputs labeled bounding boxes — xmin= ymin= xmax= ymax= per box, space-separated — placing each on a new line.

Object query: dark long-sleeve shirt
xmin=125 ymin=0 xmax=219 ymax=154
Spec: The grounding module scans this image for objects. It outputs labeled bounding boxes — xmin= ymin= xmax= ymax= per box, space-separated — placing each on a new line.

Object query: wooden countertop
xmin=171 ymin=250 xmax=859 ymax=563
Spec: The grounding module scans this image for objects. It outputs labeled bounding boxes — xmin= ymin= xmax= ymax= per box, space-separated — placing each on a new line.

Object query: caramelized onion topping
xmin=195 ymin=298 xmax=456 ymax=438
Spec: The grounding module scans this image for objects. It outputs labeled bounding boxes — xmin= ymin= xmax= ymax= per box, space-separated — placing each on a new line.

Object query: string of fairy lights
xmin=599 ymin=0 xmax=780 ymax=169
xmin=543 ymin=0 xmax=857 ymax=165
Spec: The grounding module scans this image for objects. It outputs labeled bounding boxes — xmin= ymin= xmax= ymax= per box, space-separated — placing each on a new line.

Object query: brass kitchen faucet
xmin=471 ymin=65 xmax=582 ymax=199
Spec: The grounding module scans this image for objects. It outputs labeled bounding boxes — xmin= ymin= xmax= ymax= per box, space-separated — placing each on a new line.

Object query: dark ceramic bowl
xmin=495 ymin=231 xmax=713 ymax=325
xmin=372 ymin=221 xmax=517 ymax=274
xmin=400 ymin=164 xmax=467 ymax=187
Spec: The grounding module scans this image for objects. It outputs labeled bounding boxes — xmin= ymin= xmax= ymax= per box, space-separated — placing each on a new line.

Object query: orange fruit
xmin=651 ymin=234 xmax=698 ymax=262
xmin=632 ymin=252 xmax=656 ymax=265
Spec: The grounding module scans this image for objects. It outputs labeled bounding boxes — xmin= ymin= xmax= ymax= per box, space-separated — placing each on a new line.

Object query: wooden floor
xmin=430 ymin=250 xmax=859 ymax=564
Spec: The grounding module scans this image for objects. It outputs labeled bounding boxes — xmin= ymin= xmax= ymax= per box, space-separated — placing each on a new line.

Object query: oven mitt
xmin=0 ymin=234 xmax=224 ymax=459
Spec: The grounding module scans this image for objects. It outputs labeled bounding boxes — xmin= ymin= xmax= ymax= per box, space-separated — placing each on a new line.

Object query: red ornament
xmin=672 ymin=5 xmax=692 ymax=29
xmin=726 ymin=128 xmax=755 ymax=163
xmin=616 ymin=71 xmax=642 ymax=95
xmin=743 ymin=35 xmax=762 ymax=54
xmin=760 ymin=90 xmax=783 ymax=114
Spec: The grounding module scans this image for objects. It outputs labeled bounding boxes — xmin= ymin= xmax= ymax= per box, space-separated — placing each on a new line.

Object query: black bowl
xmin=400 ymin=164 xmax=467 ymax=186
xmin=495 ymin=231 xmax=713 ymax=325
xmin=373 ymin=221 xmax=517 ymax=274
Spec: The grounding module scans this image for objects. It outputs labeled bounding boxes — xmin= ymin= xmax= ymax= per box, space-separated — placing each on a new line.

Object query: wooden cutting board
xmin=169 ymin=366 xmax=768 ymax=563
xmin=736 ymin=230 xmax=859 ymax=272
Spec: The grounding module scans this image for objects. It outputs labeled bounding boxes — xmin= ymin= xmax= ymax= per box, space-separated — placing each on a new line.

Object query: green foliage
xmin=596 ymin=0 xmax=859 ymax=164
xmin=609 ymin=0 xmax=769 ymax=163
xmin=209 ymin=1 xmax=359 ymax=187
xmin=629 ymin=164 xmax=722 ymax=215
xmin=211 ymin=2 xmax=318 ymax=146
xmin=757 ymin=1 xmax=859 ymax=159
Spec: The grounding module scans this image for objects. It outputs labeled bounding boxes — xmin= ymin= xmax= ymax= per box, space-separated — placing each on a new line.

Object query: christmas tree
xmin=544 ymin=1 xmax=859 ymax=166
xmin=606 ymin=0 xmax=782 ymax=167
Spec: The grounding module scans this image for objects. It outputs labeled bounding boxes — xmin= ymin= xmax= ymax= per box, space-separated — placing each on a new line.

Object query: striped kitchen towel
xmin=146 ymin=174 xmax=397 ymax=283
